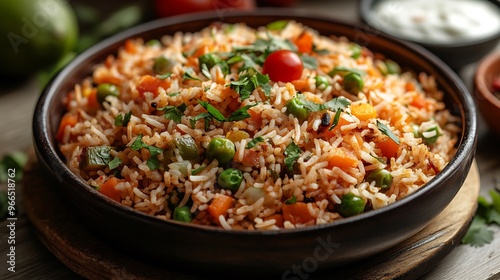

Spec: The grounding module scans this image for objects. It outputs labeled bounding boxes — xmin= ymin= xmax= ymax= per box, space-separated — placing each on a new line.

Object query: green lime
xmin=0 ymin=0 xmax=78 ymax=77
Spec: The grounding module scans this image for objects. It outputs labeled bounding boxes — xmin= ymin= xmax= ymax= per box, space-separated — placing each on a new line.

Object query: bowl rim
xmin=33 ymin=8 xmax=477 ymax=236
xmin=359 ymin=0 xmax=500 ymax=48
xmin=475 ymin=52 xmax=500 ymax=108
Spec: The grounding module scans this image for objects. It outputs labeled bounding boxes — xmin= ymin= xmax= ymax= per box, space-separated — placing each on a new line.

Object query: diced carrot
xmin=248 ymin=108 xmax=262 ymax=123
xmin=227 ymin=97 xmax=241 ymax=112
xmin=291 ymin=79 xmax=309 ymax=91
xmin=410 ymin=95 xmax=427 ymax=109
xmin=87 ymin=89 xmax=100 ymax=109
xmin=99 ymin=177 xmax=122 ymax=202
xmin=56 ymin=113 xmax=78 ymax=142
xmin=323 ymin=114 xmax=351 ymax=139
xmin=282 ymin=202 xmax=316 ymax=224
xmin=208 ymin=194 xmax=235 ymax=221
xmin=405 ymin=82 xmax=416 ymax=91
xmin=125 ymin=39 xmax=137 ymax=54
xmin=350 ymin=103 xmax=377 ymax=121
xmin=377 ymin=137 xmax=400 ymax=159
xmin=327 ymin=147 xmax=358 ymax=170
xmin=265 ymin=214 xmax=284 ymax=227
xmin=241 ymin=149 xmax=260 ymax=167
xmin=136 ymin=75 xmax=171 ymax=98
xmin=294 ymin=32 xmax=313 ymax=54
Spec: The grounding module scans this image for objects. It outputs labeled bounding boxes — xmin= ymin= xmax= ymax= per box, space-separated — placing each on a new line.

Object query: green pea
xmin=217 ymin=168 xmax=243 ymax=192
xmin=285 ymin=97 xmax=311 ymax=123
xmin=342 ymin=72 xmax=364 ymax=94
xmin=315 ymin=75 xmax=329 ymax=89
xmin=145 ymin=39 xmax=161 ymax=47
xmin=366 ymin=169 xmax=393 ymax=191
xmin=206 ymin=138 xmax=235 ymax=166
xmin=153 ymin=56 xmax=173 ymax=74
xmin=385 ymin=60 xmax=401 ymax=75
xmin=349 ymin=44 xmax=362 ymax=59
xmin=173 ymin=206 xmax=192 ymax=223
xmin=174 ymin=135 xmax=199 ymax=161
xmin=96 ymin=83 xmax=119 ymax=104
xmin=338 ymin=192 xmax=366 ymax=217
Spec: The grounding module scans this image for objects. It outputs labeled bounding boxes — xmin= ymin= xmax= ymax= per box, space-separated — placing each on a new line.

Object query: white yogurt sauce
xmin=371 ymin=0 xmax=500 ymax=44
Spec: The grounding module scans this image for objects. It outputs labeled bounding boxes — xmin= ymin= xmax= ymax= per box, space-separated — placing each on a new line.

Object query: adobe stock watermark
xmin=7 ymin=0 xmax=67 ymax=54
xmin=281 ymin=235 xmax=340 ymax=280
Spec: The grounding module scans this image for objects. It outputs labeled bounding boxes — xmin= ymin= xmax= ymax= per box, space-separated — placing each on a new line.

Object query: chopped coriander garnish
xmin=190 ymin=112 xmax=211 ymax=129
xmin=284 ymin=141 xmax=302 ymax=172
xmin=203 ymin=86 xmax=210 ymax=92
xmin=285 ymin=195 xmax=297 ymax=205
xmin=90 ymin=185 xmax=101 ymax=191
xmin=227 ymin=104 xmax=257 ymax=121
xmin=267 ymin=20 xmax=289 ymax=31
xmin=312 ymin=44 xmax=329 ymax=55
xmin=108 ymin=157 xmax=122 ymax=170
xmin=201 ymin=64 xmax=211 ymax=79
xmin=198 ymin=100 xmax=256 ymax=123
xmin=168 ymin=92 xmax=180 ymax=97
xmin=157 ymin=73 xmax=172 ymax=79
xmin=230 ymin=68 xmax=271 ymax=100
xmin=246 ymin=136 xmax=265 ymax=149
xmin=328 ymin=66 xmax=366 ymax=77
xmin=192 ymin=165 xmax=206 ymax=175
xmin=146 ymin=157 xmax=161 ymax=170
xmin=299 ymin=95 xmax=351 ymax=113
xmin=183 ymin=70 xmax=201 ymax=81
xmin=159 ymin=103 xmax=187 ymax=123
xmin=131 ymin=134 xmax=144 ymax=150
xmin=114 ymin=111 xmax=132 ymax=127
xmin=462 ymin=189 xmax=500 ymax=247
xmin=131 ymin=134 xmax=164 ymax=157
xmin=329 ymin=109 xmax=342 ymax=131
xmin=301 ymin=54 xmax=318 ymax=69
xmin=198 ymin=53 xmax=229 ymax=76
xmin=198 ymin=100 xmax=226 ymax=122
xmin=377 ymin=120 xmax=401 ymax=145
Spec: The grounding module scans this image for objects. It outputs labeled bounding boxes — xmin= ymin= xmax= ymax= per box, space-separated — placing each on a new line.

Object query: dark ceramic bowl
xmin=360 ymin=0 xmax=500 ymax=69
xmin=33 ymin=9 xmax=477 ymax=277
xmin=475 ymin=52 xmax=500 ymax=137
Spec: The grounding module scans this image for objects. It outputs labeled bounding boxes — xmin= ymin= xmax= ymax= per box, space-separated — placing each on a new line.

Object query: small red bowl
xmin=475 ymin=52 xmax=500 ymax=137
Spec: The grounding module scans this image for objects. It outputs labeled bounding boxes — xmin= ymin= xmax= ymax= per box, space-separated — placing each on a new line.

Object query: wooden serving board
xmin=23 ymin=154 xmax=480 ymax=280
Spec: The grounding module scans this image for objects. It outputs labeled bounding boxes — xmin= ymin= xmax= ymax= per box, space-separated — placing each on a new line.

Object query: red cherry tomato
xmin=262 ymin=50 xmax=304 ymax=83
xmin=155 ymin=0 xmax=255 ymax=18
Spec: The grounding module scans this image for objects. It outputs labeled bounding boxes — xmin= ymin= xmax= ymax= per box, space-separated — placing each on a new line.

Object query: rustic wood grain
xmin=21 ymin=152 xmax=479 ymax=280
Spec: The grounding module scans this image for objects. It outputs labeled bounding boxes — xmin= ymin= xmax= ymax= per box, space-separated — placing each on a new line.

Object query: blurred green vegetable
xmin=0 ymin=0 xmax=78 ymax=78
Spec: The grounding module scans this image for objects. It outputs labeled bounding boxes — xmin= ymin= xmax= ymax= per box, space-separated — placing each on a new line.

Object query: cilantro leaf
xmin=284 ymin=141 xmax=302 ymax=172
xmin=313 ymin=44 xmax=329 ymax=55
xmin=329 ymin=110 xmax=342 ymax=131
xmin=108 ymin=157 xmax=122 ymax=170
xmin=198 ymin=100 xmax=226 ymax=122
xmin=168 ymin=92 xmax=180 ymax=97
xmin=462 ymin=216 xmax=494 ymax=247
xmin=190 ymin=112 xmax=211 ymax=128
xmin=157 ymin=73 xmax=172 ymax=79
xmin=267 ymin=20 xmax=288 ymax=31
xmin=198 ymin=53 xmax=229 ymax=76
xmin=159 ymin=103 xmax=187 ymax=123
xmin=301 ymin=54 xmax=318 ymax=70
xmin=146 ymin=157 xmax=161 ymax=170
xmin=115 ymin=111 xmax=132 ymax=127
xmin=285 ymin=195 xmax=297 ymax=205
xmin=230 ymin=68 xmax=271 ymax=100
xmin=192 ymin=165 xmax=206 ymax=175
xmin=131 ymin=134 xmax=144 ymax=150
xmin=246 ymin=136 xmax=265 ymax=149
xmin=299 ymin=95 xmax=350 ymax=112
xmin=227 ymin=104 xmax=257 ymax=121
xmin=377 ymin=120 xmax=401 ymax=145
xmin=147 ymin=145 xmax=163 ymax=157
xmin=183 ymin=70 xmax=201 ymax=81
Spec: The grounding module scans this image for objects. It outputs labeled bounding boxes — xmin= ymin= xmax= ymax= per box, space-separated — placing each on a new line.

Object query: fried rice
xmin=57 ymin=21 xmax=459 ymax=230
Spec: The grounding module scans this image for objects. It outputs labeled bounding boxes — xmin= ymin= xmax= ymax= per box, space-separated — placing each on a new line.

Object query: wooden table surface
xmin=1 ymin=1 xmax=499 ymax=279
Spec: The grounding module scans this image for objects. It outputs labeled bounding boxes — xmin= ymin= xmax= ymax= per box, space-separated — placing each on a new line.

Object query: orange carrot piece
xmin=350 ymin=103 xmax=377 ymax=121
xmin=294 ymin=32 xmax=313 ymax=54
xmin=208 ymin=194 xmax=235 ymax=220
xmin=282 ymin=202 xmax=316 ymax=224
xmin=324 ymin=114 xmax=351 ymax=139
xmin=265 ymin=214 xmax=284 ymax=227
xmin=248 ymin=108 xmax=262 ymax=123
xmin=291 ymin=79 xmax=309 ymax=91
xmin=327 ymin=147 xmax=358 ymax=170
xmin=136 ymin=75 xmax=170 ymax=98
xmin=125 ymin=39 xmax=137 ymax=54
xmin=410 ymin=95 xmax=427 ymax=109
xmin=56 ymin=113 xmax=78 ymax=142
xmin=377 ymin=137 xmax=400 ymax=159
xmin=241 ymin=149 xmax=260 ymax=167
xmin=87 ymin=89 xmax=100 ymax=109
xmin=100 ymin=177 xmax=122 ymax=202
